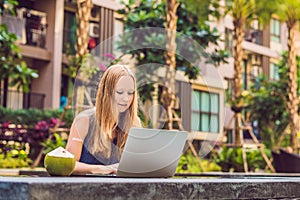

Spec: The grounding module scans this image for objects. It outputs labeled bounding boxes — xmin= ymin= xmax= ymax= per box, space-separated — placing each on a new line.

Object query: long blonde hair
xmin=89 ymin=64 xmax=138 ymax=158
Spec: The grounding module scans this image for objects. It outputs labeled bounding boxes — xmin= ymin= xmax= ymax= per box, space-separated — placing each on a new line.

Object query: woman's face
xmin=114 ymin=75 xmax=135 ymax=113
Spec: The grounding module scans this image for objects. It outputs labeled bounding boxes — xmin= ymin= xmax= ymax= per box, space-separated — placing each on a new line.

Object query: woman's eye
xmin=128 ymin=91 xmax=135 ymax=95
xmin=116 ymin=91 xmax=123 ymax=95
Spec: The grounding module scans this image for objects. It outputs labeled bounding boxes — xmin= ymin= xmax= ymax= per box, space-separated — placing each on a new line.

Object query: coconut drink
xmin=44 ymin=147 xmax=76 ymax=176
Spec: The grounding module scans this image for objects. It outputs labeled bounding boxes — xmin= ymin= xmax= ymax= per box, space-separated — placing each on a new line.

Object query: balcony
xmin=0 ymin=89 xmax=45 ymax=110
xmin=1 ymin=8 xmax=47 ymax=49
xmin=244 ymin=29 xmax=263 ymax=45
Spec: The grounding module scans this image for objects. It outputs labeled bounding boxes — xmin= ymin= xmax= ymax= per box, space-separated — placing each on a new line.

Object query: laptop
xmin=88 ymin=127 xmax=188 ymax=178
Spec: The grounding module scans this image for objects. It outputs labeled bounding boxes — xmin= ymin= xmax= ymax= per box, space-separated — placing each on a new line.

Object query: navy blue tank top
xmin=79 ymin=115 xmax=120 ymax=165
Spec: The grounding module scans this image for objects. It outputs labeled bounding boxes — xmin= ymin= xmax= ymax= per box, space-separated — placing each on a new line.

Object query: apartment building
xmin=0 ymin=0 xmax=123 ymax=109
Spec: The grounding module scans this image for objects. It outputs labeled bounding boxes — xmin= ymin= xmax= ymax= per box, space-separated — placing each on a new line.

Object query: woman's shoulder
xmin=76 ymin=107 xmax=96 ymax=118
xmin=71 ymin=108 xmax=96 ymax=139
xmin=74 ymin=108 xmax=96 ymax=122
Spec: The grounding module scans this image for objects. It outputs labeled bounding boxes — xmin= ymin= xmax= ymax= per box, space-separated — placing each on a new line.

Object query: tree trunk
xmin=233 ymin=17 xmax=245 ymax=145
xmin=76 ymin=0 xmax=93 ymax=57
xmin=75 ymin=0 xmax=93 ymax=114
xmin=161 ymin=0 xmax=179 ymax=130
xmin=286 ymin=20 xmax=299 ymax=152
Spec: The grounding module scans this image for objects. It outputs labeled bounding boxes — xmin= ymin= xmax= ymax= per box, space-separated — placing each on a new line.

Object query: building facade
xmin=0 ymin=0 xmax=123 ymax=109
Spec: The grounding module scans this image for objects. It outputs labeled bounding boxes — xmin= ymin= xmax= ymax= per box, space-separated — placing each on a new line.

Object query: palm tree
xmin=162 ymin=0 xmax=179 ymax=130
xmin=224 ymin=0 xmax=276 ymax=145
xmin=73 ymin=0 xmax=93 ymax=115
xmin=276 ymin=0 xmax=300 ymax=152
xmin=75 ymin=0 xmax=93 ymax=57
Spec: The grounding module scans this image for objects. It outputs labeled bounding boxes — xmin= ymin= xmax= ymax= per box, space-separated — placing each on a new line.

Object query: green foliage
xmin=278 ymin=52 xmax=300 ymax=96
xmin=138 ymin=83 xmax=155 ymax=103
xmin=224 ymin=0 xmax=277 ymax=26
xmin=240 ymin=51 xmax=300 ymax=149
xmin=275 ymin=0 xmax=300 ymax=23
xmin=176 ymin=150 xmax=221 ymax=173
xmin=0 ymin=107 xmax=73 ymax=167
xmin=212 ymin=146 xmax=271 ymax=172
xmin=117 ymin=0 xmax=229 ymax=96
xmin=64 ymin=52 xmax=100 ymax=81
xmin=0 ymin=0 xmax=18 ymax=15
xmin=242 ymin=76 xmax=289 ymax=149
xmin=0 ymin=0 xmax=39 ymax=92
xmin=0 ymin=106 xmax=74 ymax=128
xmin=8 ymin=61 xmax=39 ymax=92
xmin=179 ymin=0 xmax=220 ymax=25
xmin=41 ymin=133 xmax=67 ymax=155
xmin=0 ymin=149 xmax=32 ymax=168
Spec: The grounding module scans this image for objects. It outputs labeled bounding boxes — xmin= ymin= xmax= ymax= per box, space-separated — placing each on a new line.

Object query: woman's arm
xmin=66 ymin=114 xmax=117 ymax=175
xmin=66 ymin=115 xmax=89 ymax=161
xmin=72 ymin=162 xmax=118 ymax=175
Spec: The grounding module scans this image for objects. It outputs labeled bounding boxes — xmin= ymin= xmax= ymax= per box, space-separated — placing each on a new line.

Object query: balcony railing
xmin=0 ymin=89 xmax=45 ymax=109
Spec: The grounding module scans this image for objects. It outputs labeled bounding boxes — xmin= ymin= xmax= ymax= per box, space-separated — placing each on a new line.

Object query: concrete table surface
xmin=1 ymin=175 xmax=300 ymax=200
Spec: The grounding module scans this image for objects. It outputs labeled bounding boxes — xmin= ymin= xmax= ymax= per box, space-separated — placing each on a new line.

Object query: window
xmin=63 ymin=6 xmax=114 ymax=58
xmin=270 ymin=18 xmax=280 ymax=43
xmin=191 ymin=90 xmax=219 ymax=133
xmin=270 ymin=63 xmax=279 ymax=80
xmin=245 ymin=20 xmax=263 ymax=45
xmin=249 ymin=54 xmax=262 ymax=80
xmin=63 ymin=11 xmax=77 ymax=54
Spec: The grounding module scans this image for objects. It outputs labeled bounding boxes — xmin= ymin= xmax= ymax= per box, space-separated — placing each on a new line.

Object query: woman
xmin=66 ymin=64 xmax=142 ymax=175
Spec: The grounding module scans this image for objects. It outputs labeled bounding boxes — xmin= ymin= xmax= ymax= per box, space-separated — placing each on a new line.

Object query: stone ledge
xmin=1 ymin=176 xmax=300 ymax=199
xmin=0 ymin=168 xmax=47 ymax=176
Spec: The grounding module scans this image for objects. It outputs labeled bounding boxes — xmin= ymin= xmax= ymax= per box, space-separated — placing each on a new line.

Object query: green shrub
xmin=41 ymin=133 xmax=67 ymax=155
xmin=212 ymin=146 xmax=272 ymax=172
xmin=0 ymin=106 xmax=74 ymax=168
xmin=0 ymin=149 xmax=32 ymax=168
xmin=0 ymin=106 xmax=74 ymax=128
xmin=176 ymin=150 xmax=221 ymax=173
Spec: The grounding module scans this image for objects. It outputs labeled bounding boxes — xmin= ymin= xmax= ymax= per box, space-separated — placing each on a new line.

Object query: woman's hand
xmin=106 ymin=163 xmax=119 ymax=174
xmin=90 ymin=163 xmax=119 ymax=174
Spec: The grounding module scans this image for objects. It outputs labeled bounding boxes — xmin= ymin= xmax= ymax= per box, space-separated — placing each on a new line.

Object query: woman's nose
xmin=122 ymin=93 xmax=130 ymax=101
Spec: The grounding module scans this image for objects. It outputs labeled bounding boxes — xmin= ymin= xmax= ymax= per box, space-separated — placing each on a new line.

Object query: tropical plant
xmin=275 ymin=0 xmax=300 ymax=152
xmin=243 ymin=76 xmax=289 ymax=149
xmin=176 ymin=150 xmax=221 ymax=173
xmin=0 ymin=0 xmax=38 ymax=92
xmin=223 ymin=0 xmax=277 ymax=144
xmin=181 ymin=0 xmax=221 ymax=26
xmin=242 ymin=52 xmax=300 ymax=149
xmin=162 ymin=0 xmax=179 ymax=129
xmin=41 ymin=133 xmax=67 ymax=155
xmin=212 ymin=146 xmax=271 ymax=172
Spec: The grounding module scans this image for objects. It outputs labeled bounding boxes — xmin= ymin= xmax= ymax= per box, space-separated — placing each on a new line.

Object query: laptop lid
xmin=117 ymin=127 xmax=188 ymax=178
